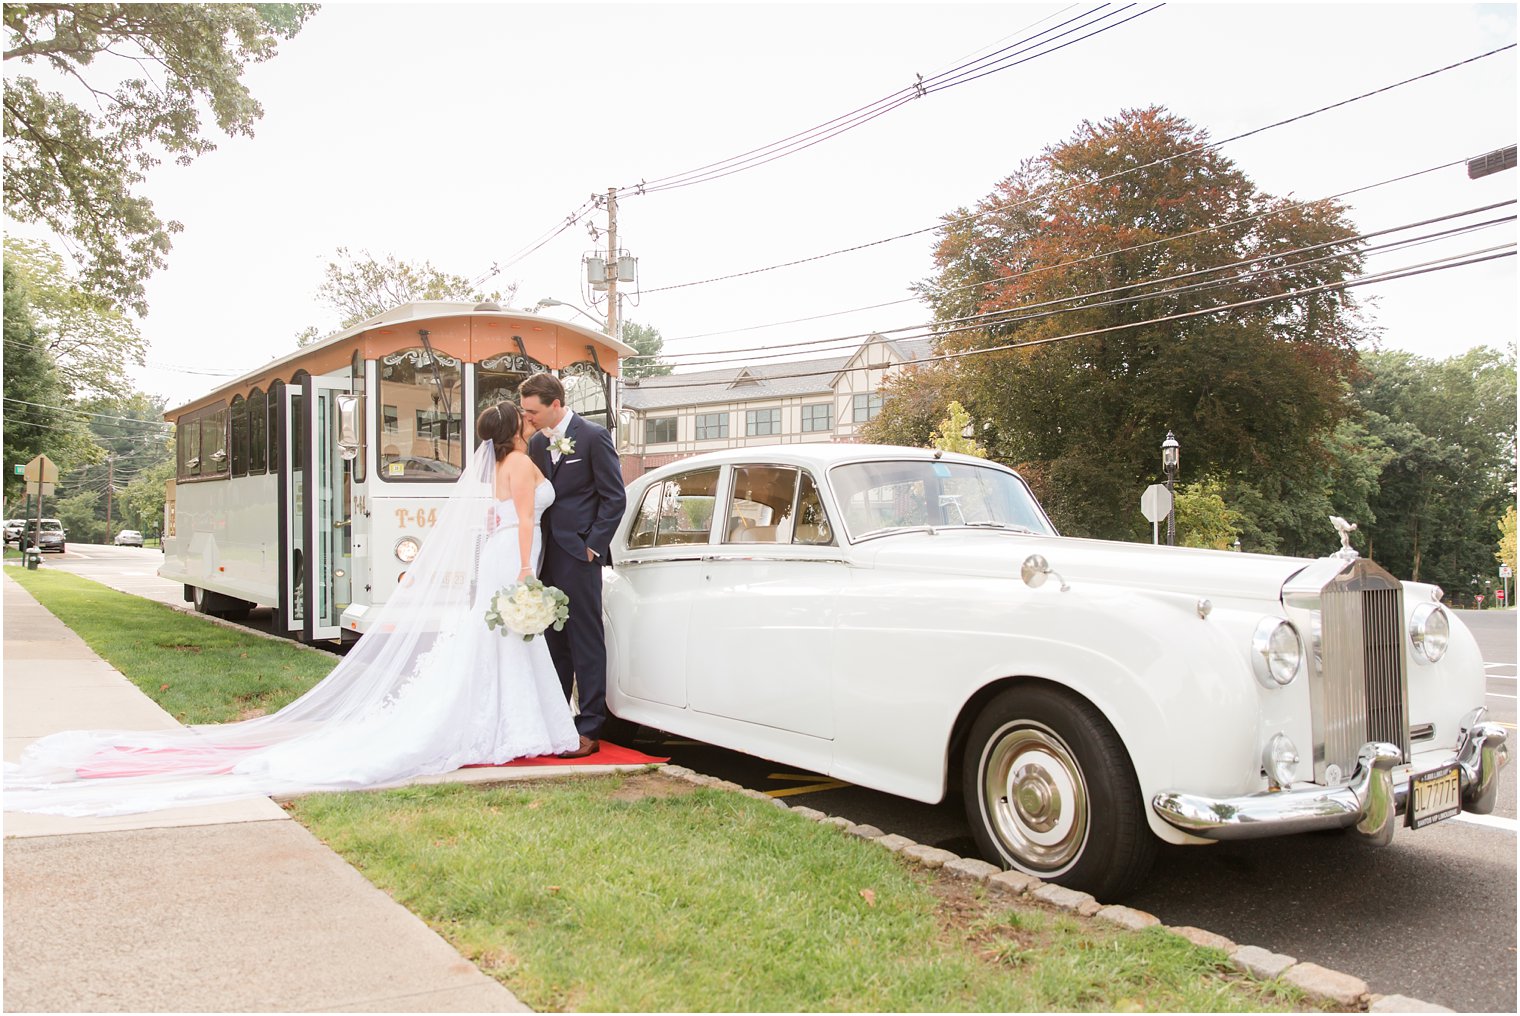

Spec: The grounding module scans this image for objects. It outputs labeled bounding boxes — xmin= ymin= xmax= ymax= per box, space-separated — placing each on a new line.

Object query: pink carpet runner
xmin=463 ymin=741 xmax=668 ymax=769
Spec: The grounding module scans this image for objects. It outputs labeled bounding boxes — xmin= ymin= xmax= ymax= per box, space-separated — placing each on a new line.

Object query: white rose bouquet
xmin=484 ymin=578 xmax=570 ymax=642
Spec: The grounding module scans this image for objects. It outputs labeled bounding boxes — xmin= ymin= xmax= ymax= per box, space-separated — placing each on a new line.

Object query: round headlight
xmin=1252 ymin=617 xmax=1302 ymax=688
xmin=1409 ymin=603 xmax=1449 ymax=664
xmin=394 ymin=536 xmax=421 ymax=563
xmin=1263 ymin=733 xmax=1301 ymax=790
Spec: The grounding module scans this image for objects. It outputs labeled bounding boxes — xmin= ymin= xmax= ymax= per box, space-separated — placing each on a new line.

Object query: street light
xmin=1161 ymin=431 xmax=1180 ymax=547
xmin=534 ymin=297 xmax=607 ymax=333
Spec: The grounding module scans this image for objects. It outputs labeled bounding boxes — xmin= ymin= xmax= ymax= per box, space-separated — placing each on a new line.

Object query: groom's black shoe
xmin=558 ymin=735 xmax=600 ymax=759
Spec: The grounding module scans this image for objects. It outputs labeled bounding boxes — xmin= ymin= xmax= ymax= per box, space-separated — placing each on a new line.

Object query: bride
xmin=4 ymin=401 xmax=581 ymax=816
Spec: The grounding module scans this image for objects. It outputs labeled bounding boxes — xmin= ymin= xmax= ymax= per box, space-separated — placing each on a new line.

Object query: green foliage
xmin=4 ymin=4 xmax=318 ymax=314
xmin=3 ymin=237 xmax=147 ymax=400
xmin=1352 ymin=346 xmax=1516 ymax=588
xmin=620 ymin=320 xmax=673 ymax=379
xmin=901 ymin=107 xmax=1367 ymax=541
xmin=859 ymin=362 xmax=959 ymax=448
xmin=1499 ymin=505 xmax=1516 ymax=576
xmin=2 ymin=260 xmax=76 ymax=504
xmin=298 ymin=247 xmax=517 ymax=342
xmin=1172 ymin=478 xmax=1241 ymax=549
xmin=931 ymin=400 xmax=988 ymax=457
xmin=120 ymin=459 xmax=176 ymax=537
xmin=53 ymin=488 xmax=102 ymax=543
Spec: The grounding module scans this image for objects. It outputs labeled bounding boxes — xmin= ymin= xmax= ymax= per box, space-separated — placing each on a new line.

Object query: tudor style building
xmin=616 ymin=333 xmax=934 ymax=482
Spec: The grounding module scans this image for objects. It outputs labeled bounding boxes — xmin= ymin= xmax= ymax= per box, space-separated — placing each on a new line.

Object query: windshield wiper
xmin=964 ymin=521 xmax=1037 ymax=534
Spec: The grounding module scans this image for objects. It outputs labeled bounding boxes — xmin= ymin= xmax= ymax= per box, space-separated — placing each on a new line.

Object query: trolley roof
xmin=166 ymin=302 xmax=637 ymax=419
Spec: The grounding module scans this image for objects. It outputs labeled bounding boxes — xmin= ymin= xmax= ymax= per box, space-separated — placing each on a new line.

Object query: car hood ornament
xmin=1330 ymin=515 xmax=1360 ymax=561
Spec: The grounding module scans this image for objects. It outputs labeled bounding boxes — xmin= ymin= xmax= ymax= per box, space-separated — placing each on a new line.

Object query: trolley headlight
xmin=1263 ymin=733 xmax=1300 ymax=790
xmin=1252 ymin=617 xmax=1302 ymax=688
xmin=394 ymin=536 xmax=421 ymax=564
xmin=1408 ymin=603 xmax=1450 ymax=664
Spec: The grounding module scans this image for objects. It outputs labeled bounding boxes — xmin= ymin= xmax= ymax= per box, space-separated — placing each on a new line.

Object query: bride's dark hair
xmin=476 ymin=401 xmax=523 ymax=461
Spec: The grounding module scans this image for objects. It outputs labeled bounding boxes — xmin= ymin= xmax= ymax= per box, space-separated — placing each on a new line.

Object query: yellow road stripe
xmin=765 ymin=772 xmax=851 ymax=797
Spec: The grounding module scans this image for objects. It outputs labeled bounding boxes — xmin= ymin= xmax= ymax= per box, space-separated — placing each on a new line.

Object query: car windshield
xmin=39 ymin=520 xmax=63 ymax=532
xmin=829 ymin=459 xmax=1055 ymax=541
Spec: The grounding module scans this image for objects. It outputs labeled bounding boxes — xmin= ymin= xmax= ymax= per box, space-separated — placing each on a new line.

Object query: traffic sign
xmin=1140 ymin=484 xmax=1173 ymax=524
xmin=23 ymin=455 xmax=58 ymax=484
xmin=1502 ymin=565 xmax=1513 ymax=579
xmin=1499 ymin=589 xmax=1506 ymax=603
xmin=11 ymin=464 xmax=22 ymax=476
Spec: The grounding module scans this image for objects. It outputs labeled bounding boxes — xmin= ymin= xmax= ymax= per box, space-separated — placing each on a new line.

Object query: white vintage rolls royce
xmin=602 ymin=444 xmax=1508 ymax=898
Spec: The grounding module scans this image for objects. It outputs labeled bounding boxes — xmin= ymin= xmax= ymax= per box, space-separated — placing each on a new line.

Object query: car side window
xmin=722 ymin=466 xmax=835 ymax=546
xmin=629 ymin=466 xmax=721 ymax=549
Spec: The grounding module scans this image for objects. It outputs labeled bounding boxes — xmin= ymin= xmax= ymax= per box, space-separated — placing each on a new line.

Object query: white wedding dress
xmin=4 ymin=446 xmax=580 ymax=816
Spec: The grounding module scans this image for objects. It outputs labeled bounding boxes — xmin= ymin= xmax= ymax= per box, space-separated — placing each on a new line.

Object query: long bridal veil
xmin=5 ymin=441 xmax=510 ymax=816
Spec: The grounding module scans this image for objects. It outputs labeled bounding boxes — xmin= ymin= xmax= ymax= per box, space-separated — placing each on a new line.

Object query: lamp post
xmin=534 ymin=297 xmax=608 ymax=333
xmin=1161 ymin=431 xmax=1180 ymax=547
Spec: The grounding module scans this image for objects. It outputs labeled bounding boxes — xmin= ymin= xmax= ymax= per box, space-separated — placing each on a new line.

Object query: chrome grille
xmin=1312 ymin=560 xmax=1409 ymax=782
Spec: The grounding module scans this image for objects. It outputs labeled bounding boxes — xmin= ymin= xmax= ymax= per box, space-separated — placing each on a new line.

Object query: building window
xmin=746 ymin=408 xmax=781 ymax=436
xmin=695 ymin=412 xmax=730 ymax=440
xmin=852 ymin=393 xmax=884 ymax=423
xmin=801 ymin=403 xmax=833 ymax=433
xmin=645 ymin=416 xmax=677 ymax=444
xmin=382 ymin=405 xmax=399 ymax=434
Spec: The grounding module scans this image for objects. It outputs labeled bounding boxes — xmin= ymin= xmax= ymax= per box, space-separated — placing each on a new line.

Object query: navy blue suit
xmin=529 ymin=412 xmax=626 ymax=738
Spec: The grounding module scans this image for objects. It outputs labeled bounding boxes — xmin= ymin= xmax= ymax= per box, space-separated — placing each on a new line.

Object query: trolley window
xmin=377 ymin=348 xmax=462 ymax=481
xmin=231 ymin=395 xmax=248 ymax=477
xmin=200 ymin=405 xmax=229 ymax=478
xmin=248 ymin=386 xmax=267 ymax=475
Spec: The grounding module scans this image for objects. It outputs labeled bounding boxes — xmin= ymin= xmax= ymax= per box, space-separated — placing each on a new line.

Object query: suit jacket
xmin=529 ymin=412 xmax=627 ymax=566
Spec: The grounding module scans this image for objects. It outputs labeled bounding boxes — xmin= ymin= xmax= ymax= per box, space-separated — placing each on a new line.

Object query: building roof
xmin=622 ymin=336 xmax=938 ymax=412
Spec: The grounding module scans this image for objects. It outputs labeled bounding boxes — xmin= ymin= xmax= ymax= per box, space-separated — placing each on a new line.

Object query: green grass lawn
xmin=294 ymin=775 xmax=1323 ymax=1013
xmin=8 ymin=567 xmax=1324 ymax=1012
xmin=5 ymin=565 xmax=334 ymax=723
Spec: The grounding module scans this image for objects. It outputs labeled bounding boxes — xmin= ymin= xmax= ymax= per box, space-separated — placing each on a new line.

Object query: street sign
xmin=1501 ymin=565 xmax=1513 ymax=579
xmin=11 ymin=464 xmax=22 ymax=476
xmin=1140 ymin=484 xmax=1173 ymax=524
xmin=23 ymin=455 xmax=58 ymax=484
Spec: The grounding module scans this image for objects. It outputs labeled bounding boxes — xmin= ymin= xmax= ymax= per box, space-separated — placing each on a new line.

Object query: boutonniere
xmin=550 ymin=435 xmax=575 ymax=457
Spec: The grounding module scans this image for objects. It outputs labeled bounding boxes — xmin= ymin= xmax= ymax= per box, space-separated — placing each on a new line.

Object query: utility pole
xmin=604 ymin=186 xmax=619 ymax=342
xmin=105 ymin=453 xmax=114 ymax=535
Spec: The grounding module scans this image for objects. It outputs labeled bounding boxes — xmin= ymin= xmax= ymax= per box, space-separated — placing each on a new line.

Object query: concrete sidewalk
xmin=2 ymin=574 xmax=531 ymax=1012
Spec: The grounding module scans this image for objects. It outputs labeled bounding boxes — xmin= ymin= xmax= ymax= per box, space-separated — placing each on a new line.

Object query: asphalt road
xmin=33 ymin=546 xmax=1520 ymax=1011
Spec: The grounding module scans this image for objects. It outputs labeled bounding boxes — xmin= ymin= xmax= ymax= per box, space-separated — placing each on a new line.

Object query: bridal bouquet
xmin=485 ymin=578 xmax=570 ymax=642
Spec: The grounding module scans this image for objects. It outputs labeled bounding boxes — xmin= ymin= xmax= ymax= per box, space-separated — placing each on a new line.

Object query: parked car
xmin=114 ymin=529 xmax=144 ymax=547
xmin=603 ymin=444 xmax=1509 ymax=898
xmin=30 ymin=518 xmax=66 ymax=553
xmin=3 ymin=519 xmax=25 ymax=544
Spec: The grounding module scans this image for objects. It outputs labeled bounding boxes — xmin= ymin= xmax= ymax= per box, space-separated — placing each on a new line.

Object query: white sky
xmin=10 ymin=3 xmax=1518 ymax=407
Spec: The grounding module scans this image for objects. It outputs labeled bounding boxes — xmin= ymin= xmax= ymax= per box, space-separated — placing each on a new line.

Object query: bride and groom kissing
xmin=5 ymin=372 xmax=628 ymax=815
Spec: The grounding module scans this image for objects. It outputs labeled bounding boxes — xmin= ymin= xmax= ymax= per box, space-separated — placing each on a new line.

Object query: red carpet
xmin=464 ymin=741 xmax=668 ymax=769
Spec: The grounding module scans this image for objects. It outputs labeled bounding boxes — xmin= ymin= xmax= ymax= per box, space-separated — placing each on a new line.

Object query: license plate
xmin=1407 ymin=762 xmax=1462 ymax=829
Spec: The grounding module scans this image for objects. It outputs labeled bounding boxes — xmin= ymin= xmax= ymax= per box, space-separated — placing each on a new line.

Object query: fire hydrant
xmin=23 ymin=545 xmax=41 ymax=570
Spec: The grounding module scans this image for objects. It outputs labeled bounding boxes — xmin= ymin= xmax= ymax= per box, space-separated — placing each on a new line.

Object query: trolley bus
xmin=160 ymin=301 xmax=633 ymax=644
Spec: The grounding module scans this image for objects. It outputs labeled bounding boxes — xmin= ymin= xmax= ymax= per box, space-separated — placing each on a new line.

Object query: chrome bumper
xmin=1152 ymin=710 xmax=1509 ymax=844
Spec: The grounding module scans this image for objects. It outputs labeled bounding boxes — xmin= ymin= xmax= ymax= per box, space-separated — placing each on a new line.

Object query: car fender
xmin=828 ymin=575 xmax=1260 ymax=844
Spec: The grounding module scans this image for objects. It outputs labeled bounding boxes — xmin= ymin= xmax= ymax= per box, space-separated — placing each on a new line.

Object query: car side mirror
xmin=1020 ymin=554 xmax=1069 ymax=592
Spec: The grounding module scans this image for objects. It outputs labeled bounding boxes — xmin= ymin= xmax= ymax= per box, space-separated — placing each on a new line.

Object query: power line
xmin=641 ymin=44 xmax=1517 ymax=295
xmin=626 ymin=245 xmax=1513 ymax=391
xmin=622 ymin=5 xmax=1164 ymax=197
xmin=623 ymin=200 xmax=1515 ymax=369
xmin=2 ymin=397 xmax=173 ymax=428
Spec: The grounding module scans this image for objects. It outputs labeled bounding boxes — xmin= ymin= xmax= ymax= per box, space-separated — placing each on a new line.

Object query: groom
xmin=519 ymin=373 xmax=627 ymax=758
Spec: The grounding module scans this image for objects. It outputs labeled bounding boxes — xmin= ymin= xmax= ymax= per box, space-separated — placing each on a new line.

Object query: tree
xmin=621 ymin=320 xmax=673 ymax=379
xmin=930 ymin=400 xmax=987 ymax=458
xmin=4 ymin=237 xmax=147 ymax=399
xmin=3 ymin=260 xmax=70 ymax=506
xmin=858 ymin=362 xmax=959 ymax=448
xmin=1352 ymin=347 xmax=1516 ymax=589
xmin=4 ymin=4 xmax=318 ymax=315
xmin=297 ymin=247 xmax=517 ymax=342
xmin=904 ymin=107 xmax=1368 ymax=541
xmin=120 ymin=458 xmax=175 ymax=537
xmin=1498 ymin=505 xmax=1516 ymax=577
xmin=1172 ymin=478 xmax=1242 ymax=550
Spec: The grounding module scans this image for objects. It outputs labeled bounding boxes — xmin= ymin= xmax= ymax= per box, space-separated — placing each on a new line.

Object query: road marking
xmin=1486 ymin=692 xmax=1517 ymax=700
xmin=765 ymin=772 xmax=850 ymax=798
xmin=1452 ymin=812 xmax=1518 ymax=834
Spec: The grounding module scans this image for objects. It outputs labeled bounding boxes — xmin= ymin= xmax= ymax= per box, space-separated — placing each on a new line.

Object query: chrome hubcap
xmin=983 ymin=722 xmax=1088 ymax=873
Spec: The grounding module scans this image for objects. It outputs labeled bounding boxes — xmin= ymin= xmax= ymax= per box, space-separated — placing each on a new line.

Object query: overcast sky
xmin=10 ymin=3 xmax=1518 ymax=406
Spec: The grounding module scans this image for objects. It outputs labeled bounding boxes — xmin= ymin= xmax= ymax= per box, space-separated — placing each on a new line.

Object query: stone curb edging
xmin=654 ymin=766 xmax=1453 ymax=1013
